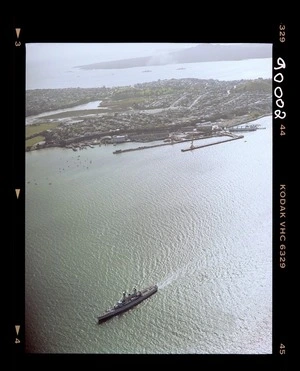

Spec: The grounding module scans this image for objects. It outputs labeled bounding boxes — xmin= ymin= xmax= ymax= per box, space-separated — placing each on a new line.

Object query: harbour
xmin=25 ymin=115 xmax=272 ymax=354
xmin=113 ymin=133 xmax=244 ymax=155
xmin=25 ymin=46 xmax=272 ymax=354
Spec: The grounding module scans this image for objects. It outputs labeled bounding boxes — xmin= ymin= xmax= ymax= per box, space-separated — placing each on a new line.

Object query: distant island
xmin=26 ymin=77 xmax=272 ymax=152
xmin=75 ymin=44 xmax=271 ymax=70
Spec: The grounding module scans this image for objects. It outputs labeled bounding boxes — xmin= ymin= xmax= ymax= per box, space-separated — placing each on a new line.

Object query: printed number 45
xmin=279 ymin=343 xmax=286 ymax=355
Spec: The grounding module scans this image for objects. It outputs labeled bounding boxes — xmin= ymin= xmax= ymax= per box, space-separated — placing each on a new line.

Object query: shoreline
xmin=26 ymin=78 xmax=271 ymax=152
xmin=26 ymin=100 xmax=103 ymax=125
xmin=26 ymin=114 xmax=271 ymax=153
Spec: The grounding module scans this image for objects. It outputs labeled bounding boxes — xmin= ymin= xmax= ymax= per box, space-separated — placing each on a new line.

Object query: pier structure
xmin=113 ymin=133 xmax=244 ymax=154
xmin=181 ymin=135 xmax=244 ymax=152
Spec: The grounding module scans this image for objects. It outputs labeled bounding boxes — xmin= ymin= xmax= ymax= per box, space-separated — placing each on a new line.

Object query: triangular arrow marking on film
xmin=15 ymin=325 xmax=20 ymax=335
xmin=15 ymin=189 xmax=20 ymax=199
xmin=15 ymin=28 xmax=21 ymax=38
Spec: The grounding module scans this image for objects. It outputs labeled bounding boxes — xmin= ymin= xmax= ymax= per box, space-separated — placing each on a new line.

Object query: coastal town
xmin=26 ymin=78 xmax=272 ymax=152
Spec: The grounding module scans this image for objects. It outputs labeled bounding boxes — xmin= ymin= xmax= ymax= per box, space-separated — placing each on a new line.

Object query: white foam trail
xmin=158 ymin=259 xmax=204 ymax=289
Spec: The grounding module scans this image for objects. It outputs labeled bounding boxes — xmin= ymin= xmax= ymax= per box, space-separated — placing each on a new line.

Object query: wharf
xmin=181 ymin=135 xmax=244 ymax=152
xmin=113 ymin=134 xmax=243 ymax=155
xmin=113 ymin=138 xmax=193 ymax=154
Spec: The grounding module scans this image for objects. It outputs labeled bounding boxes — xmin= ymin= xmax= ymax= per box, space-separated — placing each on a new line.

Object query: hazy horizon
xmin=26 ymin=43 xmax=272 ymax=90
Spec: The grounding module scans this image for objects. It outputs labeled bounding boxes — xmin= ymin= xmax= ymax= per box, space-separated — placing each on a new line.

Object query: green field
xmin=26 ymin=122 xmax=59 ymax=138
xmin=26 ymin=136 xmax=45 ymax=148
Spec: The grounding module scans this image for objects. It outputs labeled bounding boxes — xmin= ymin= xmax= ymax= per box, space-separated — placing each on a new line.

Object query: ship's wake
xmin=158 ymin=259 xmax=206 ymax=290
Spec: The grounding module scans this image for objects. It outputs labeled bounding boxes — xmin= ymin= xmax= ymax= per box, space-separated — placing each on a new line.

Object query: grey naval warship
xmin=98 ymin=285 xmax=158 ymax=324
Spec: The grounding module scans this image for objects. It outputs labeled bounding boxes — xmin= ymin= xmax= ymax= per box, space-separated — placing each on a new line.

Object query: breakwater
xmin=181 ymin=135 xmax=244 ymax=152
xmin=113 ymin=134 xmax=244 ymax=154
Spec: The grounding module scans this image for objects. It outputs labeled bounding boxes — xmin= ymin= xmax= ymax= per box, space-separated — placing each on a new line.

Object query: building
xmin=182 ymin=126 xmax=196 ymax=132
xmin=112 ymin=135 xmax=128 ymax=143
xmin=196 ymin=122 xmax=213 ymax=132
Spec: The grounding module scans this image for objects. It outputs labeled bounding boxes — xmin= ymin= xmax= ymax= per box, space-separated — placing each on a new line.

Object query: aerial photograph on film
xmin=25 ymin=42 xmax=272 ymax=354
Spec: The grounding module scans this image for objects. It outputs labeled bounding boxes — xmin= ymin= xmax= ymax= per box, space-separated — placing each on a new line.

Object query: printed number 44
xmin=280 ymin=124 xmax=286 ymax=136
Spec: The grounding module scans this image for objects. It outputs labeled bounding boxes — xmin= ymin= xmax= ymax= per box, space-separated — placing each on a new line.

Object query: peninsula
xmin=26 ymin=78 xmax=271 ymax=152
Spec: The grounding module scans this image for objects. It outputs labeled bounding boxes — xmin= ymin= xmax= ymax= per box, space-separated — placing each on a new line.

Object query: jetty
xmin=181 ymin=135 xmax=244 ymax=152
xmin=113 ymin=133 xmax=245 ymax=155
xmin=113 ymin=139 xmax=192 ymax=154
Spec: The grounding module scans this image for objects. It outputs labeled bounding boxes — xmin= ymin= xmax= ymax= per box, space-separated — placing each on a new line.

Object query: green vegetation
xmin=26 ymin=122 xmax=59 ymax=138
xmin=234 ymin=79 xmax=272 ymax=93
xmin=103 ymin=96 xmax=146 ymax=110
xmin=26 ymin=136 xmax=45 ymax=148
xmin=40 ymin=109 xmax=106 ymax=120
xmin=26 ymin=78 xmax=272 ymax=151
xmin=26 ymin=87 xmax=109 ymax=116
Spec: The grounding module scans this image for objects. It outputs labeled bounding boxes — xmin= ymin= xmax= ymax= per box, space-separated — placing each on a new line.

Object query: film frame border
xmin=5 ymin=16 xmax=289 ymax=369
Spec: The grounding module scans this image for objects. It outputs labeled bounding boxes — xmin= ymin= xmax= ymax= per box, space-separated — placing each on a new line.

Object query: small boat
xmin=98 ymin=285 xmax=158 ymax=324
